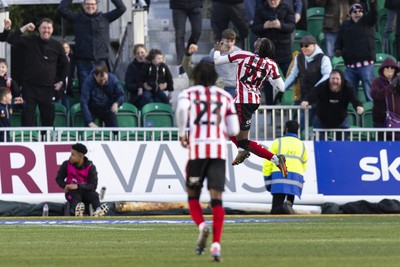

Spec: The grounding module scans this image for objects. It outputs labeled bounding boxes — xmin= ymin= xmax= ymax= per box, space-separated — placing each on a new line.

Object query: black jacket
xmin=0 ymin=75 xmax=20 ymax=98
xmin=57 ymin=0 xmax=126 ymax=60
xmin=55 ymin=158 xmax=98 ymax=192
xmin=141 ymin=63 xmax=174 ymax=93
xmin=0 ymin=103 xmax=11 ymax=142
xmin=170 ymin=0 xmax=203 ymax=9
xmin=306 ymin=78 xmax=363 ymax=128
xmin=7 ymin=30 xmax=68 ymax=87
xmin=334 ymin=0 xmax=378 ymax=65
xmin=125 ymin=59 xmax=147 ymax=104
xmin=251 ymin=1 xmax=296 ymax=64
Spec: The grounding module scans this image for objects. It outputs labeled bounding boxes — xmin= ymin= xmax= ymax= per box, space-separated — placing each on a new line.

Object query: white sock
xmin=271 ymin=155 xmax=279 ymax=165
xmin=199 ymin=221 xmax=207 ymax=232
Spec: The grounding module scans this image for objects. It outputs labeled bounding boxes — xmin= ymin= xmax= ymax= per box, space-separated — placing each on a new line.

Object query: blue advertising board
xmin=315 ymin=141 xmax=400 ymax=195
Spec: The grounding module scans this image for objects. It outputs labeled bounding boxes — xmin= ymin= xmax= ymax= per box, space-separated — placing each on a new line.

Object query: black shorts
xmin=235 ymin=103 xmax=260 ymax=131
xmin=186 ymin=159 xmax=226 ymax=192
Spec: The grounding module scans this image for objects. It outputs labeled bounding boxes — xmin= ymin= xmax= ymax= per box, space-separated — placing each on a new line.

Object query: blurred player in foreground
xmin=176 ymin=61 xmax=240 ymax=262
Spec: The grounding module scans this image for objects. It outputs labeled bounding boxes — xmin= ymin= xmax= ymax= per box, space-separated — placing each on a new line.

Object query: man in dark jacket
xmin=169 ymin=0 xmax=203 ymax=74
xmin=301 ymin=69 xmax=364 ymax=140
xmin=334 ymin=0 xmax=378 ymax=102
xmin=56 ymin=143 xmax=109 ymax=217
xmin=251 ymin=0 xmax=295 ymax=104
xmin=211 ymin=0 xmax=249 ymax=50
xmin=57 ymin=0 xmax=126 ymax=90
xmin=315 ymin=0 xmax=351 ymax=59
xmin=80 ymin=65 xmax=125 ymax=128
xmin=7 ymin=18 xmax=68 ymax=127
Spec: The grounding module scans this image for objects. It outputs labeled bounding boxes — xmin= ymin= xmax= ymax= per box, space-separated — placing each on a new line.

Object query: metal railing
xmin=1 ymin=105 xmax=399 ymax=143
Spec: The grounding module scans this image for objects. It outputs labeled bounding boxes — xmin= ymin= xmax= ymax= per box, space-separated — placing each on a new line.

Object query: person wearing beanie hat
xmin=213 ymin=38 xmax=288 ymax=179
xmin=56 ymin=143 xmax=109 ymax=217
xmin=334 ymin=0 xmax=378 ymax=102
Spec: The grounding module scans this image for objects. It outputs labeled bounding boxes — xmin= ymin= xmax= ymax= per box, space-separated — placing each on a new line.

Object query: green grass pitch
xmin=1 ymin=215 xmax=399 ymax=267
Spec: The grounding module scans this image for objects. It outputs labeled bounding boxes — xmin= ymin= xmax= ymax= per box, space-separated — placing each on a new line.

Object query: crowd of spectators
xmin=0 ymin=0 xmax=399 ymax=140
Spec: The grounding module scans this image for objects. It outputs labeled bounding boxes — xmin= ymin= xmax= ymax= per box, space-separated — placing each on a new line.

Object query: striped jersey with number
xmin=228 ymin=50 xmax=281 ymax=104
xmin=178 ymin=85 xmax=237 ymax=160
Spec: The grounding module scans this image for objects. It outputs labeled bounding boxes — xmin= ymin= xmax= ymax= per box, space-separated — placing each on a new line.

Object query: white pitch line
xmin=44 ymin=224 xmax=154 ymax=231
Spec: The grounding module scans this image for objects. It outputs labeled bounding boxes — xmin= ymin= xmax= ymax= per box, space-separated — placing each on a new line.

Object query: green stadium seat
xmin=116 ymin=103 xmax=143 ymax=140
xmin=347 ymin=103 xmax=360 ymax=127
xmin=141 ymin=102 xmax=176 ymax=140
xmin=375 ymin=32 xmax=383 ymax=54
xmin=317 ymin=32 xmax=326 ymax=52
xmin=306 ymin=7 xmax=324 ymax=38
xmin=280 ymin=88 xmax=293 ymax=105
xmin=378 ymin=8 xmax=387 ymax=36
xmin=10 ymin=108 xmax=23 ymax=127
xmin=53 ymin=103 xmax=69 ymax=127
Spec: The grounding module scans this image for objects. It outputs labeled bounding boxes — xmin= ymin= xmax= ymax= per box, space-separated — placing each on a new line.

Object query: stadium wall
xmin=0 ymin=141 xmax=398 ymax=206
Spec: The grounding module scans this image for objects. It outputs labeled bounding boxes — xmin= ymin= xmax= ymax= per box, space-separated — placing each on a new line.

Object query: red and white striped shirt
xmin=228 ymin=50 xmax=281 ymax=104
xmin=177 ymin=85 xmax=237 ymax=160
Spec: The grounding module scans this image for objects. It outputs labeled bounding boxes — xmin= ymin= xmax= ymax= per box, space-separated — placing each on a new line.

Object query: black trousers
xmin=65 ymin=190 xmax=100 ymax=215
xmin=271 ymin=193 xmax=295 ymax=214
xmin=22 ymin=81 xmax=55 ymax=126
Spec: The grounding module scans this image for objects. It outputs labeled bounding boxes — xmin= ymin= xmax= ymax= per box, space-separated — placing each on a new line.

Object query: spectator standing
xmin=80 ymin=65 xmax=125 ymax=128
xmin=301 ymin=69 xmax=364 ymax=140
xmin=214 ymin=37 xmax=288 ymax=177
xmin=140 ymin=49 xmax=174 ymax=106
xmin=0 ymin=18 xmax=11 ymax=41
xmin=315 ymin=0 xmax=351 ymax=59
xmin=0 ymin=88 xmax=12 ymax=142
xmin=382 ymin=0 xmax=397 ymax=55
xmin=284 ymin=0 xmax=307 ymax=31
xmin=208 ymin=28 xmax=241 ymax=98
xmin=211 ymin=0 xmax=249 ymax=49
xmin=393 ymin=1 xmax=400 ymax=62
xmin=54 ymin=39 xmax=75 ymax=111
xmin=251 ymin=0 xmax=296 ymax=104
xmin=57 ymin=0 xmax=126 ymax=90
xmin=176 ymin=61 xmax=240 ymax=262
xmin=262 ymin=120 xmax=308 ymax=214
xmin=385 ymin=72 xmax=400 ymax=139
xmin=169 ymin=0 xmax=203 ymax=75
xmin=7 ymin=19 xmax=68 ymax=127
xmin=334 ymin=0 xmax=378 ymax=102
xmin=125 ymin=44 xmax=148 ymax=109
xmin=371 ymin=57 xmax=400 ymax=139
xmin=182 ymin=44 xmax=224 ymax=88
xmin=55 ymin=143 xmax=109 ymax=217
xmin=283 ymin=35 xmax=332 ymax=127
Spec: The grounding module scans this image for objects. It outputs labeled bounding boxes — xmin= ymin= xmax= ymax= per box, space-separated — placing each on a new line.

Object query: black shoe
xmin=178 ymin=65 xmax=185 ymax=75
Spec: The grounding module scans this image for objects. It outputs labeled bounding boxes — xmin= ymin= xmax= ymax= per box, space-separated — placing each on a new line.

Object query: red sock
xmin=247 ymin=140 xmax=274 ymax=160
xmin=188 ymin=199 xmax=204 ymax=226
xmin=212 ymin=205 xmax=225 ymax=243
xmin=230 ymin=136 xmax=238 ymax=147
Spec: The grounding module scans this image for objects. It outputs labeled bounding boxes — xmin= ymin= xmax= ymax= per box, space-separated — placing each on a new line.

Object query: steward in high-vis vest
xmin=262 ymin=120 xmax=308 ymax=214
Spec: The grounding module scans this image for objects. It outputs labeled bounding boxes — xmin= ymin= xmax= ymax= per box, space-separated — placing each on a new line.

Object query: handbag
xmin=384 ymin=92 xmax=400 ymax=139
